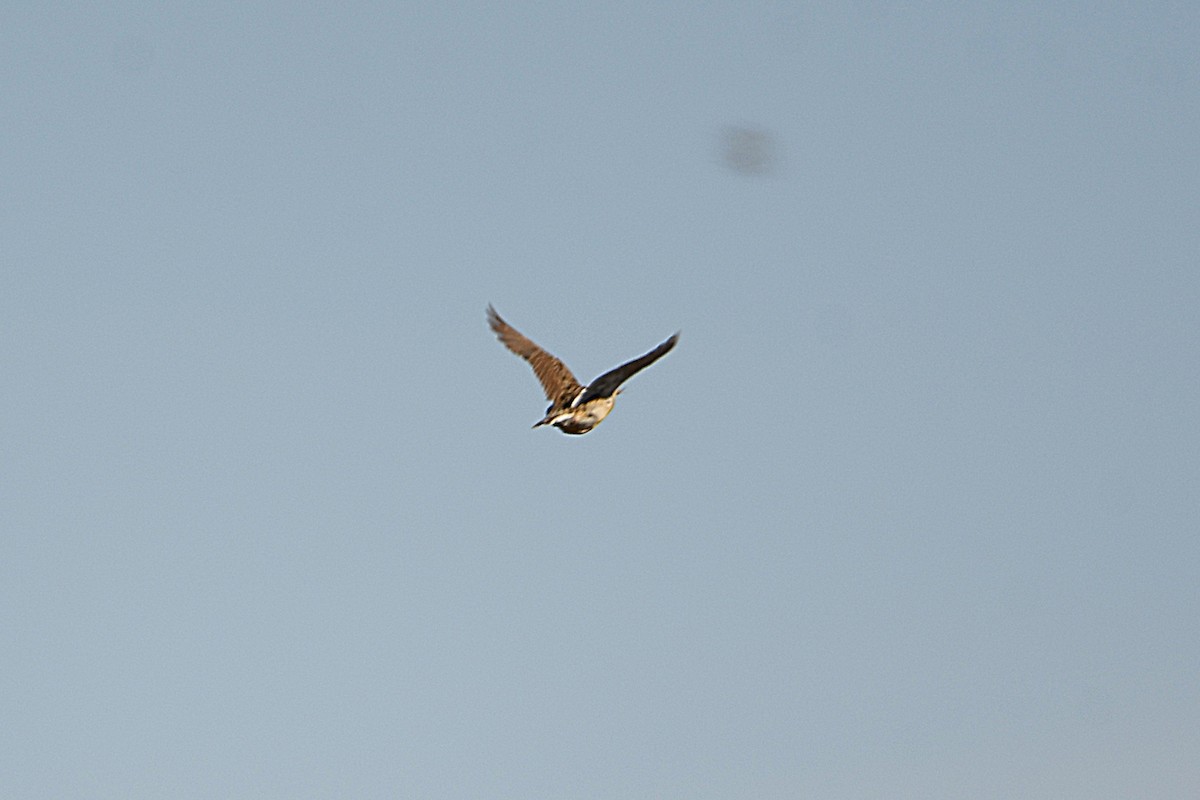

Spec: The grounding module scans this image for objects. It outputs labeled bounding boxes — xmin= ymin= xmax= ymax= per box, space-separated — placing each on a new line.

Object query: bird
xmin=487 ymin=304 xmax=679 ymax=435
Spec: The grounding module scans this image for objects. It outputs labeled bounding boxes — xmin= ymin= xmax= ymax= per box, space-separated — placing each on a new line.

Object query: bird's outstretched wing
xmin=488 ymin=305 xmax=583 ymax=408
xmin=578 ymin=332 xmax=679 ymax=404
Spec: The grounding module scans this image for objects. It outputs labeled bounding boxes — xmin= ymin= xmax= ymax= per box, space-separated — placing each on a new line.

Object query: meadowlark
xmin=487 ymin=304 xmax=679 ymax=435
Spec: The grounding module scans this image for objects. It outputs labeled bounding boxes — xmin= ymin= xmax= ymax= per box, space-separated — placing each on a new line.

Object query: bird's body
xmin=487 ymin=305 xmax=678 ymax=435
xmin=536 ymin=394 xmax=616 ymax=434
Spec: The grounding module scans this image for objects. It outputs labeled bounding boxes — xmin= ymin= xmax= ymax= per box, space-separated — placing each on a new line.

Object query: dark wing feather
xmin=487 ymin=305 xmax=582 ymax=407
xmin=579 ymin=332 xmax=679 ymax=404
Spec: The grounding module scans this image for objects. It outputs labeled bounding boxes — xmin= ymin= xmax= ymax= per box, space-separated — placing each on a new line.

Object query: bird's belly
xmin=553 ymin=397 xmax=615 ymax=434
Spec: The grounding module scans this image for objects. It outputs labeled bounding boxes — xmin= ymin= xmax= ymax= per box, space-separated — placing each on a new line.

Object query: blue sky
xmin=2 ymin=2 xmax=1197 ymax=797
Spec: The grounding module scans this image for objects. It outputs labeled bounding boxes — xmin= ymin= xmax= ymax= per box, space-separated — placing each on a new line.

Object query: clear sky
xmin=3 ymin=2 xmax=1197 ymax=797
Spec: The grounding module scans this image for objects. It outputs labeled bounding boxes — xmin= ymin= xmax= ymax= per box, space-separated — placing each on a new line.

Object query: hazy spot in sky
xmin=720 ymin=126 xmax=777 ymax=176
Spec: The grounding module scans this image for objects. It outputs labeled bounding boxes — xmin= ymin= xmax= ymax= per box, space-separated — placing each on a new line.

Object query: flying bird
xmin=487 ymin=304 xmax=679 ymax=435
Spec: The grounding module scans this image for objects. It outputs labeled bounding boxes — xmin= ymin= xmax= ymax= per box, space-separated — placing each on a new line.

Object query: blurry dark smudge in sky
xmin=720 ymin=126 xmax=778 ymax=176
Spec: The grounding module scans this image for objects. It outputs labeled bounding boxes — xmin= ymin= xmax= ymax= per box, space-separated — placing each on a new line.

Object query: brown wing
xmin=578 ymin=332 xmax=679 ymax=404
xmin=487 ymin=305 xmax=582 ymax=408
